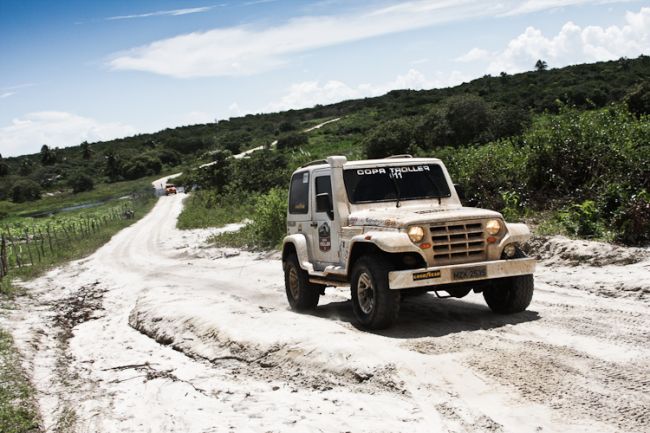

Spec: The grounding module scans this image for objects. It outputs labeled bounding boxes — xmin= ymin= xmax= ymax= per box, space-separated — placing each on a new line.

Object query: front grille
xmin=429 ymin=221 xmax=485 ymax=265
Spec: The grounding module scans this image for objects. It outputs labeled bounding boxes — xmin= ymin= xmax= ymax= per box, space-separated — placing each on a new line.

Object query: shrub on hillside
xmin=10 ymin=179 xmax=42 ymax=203
xmin=364 ymin=118 xmax=414 ymax=158
xmin=524 ymin=104 xmax=647 ymax=200
xmin=276 ymin=132 xmax=308 ymax=150
xmin=68 ymin=173 xmax=94 ymax=193
xmin=626 ymin=82 xmax=650 ymax=117
xmin=122 ymin=155 xmax=162 ymax=180
xmin=231 ymin=150 xmax=288 ymax=192
xmin=434 ymin=140 xmax=529 ymax=210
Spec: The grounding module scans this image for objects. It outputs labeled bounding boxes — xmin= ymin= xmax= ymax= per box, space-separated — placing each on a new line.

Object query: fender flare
xmin=282 ymin=234 xmax=314 ymax=273
xmin=346 ymin=231 xmax=424 ymax=270
xmin=502 ymin=222 xmax=532 ymax=246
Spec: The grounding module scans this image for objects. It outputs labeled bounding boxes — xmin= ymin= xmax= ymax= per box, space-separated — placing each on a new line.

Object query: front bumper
xmin=387 ymin=258 xmax=536 ymax=290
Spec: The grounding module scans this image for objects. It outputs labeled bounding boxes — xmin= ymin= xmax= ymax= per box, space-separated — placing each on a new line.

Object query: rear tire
xmin=350 ymin=255 xmax=400 ymax=329
xmin=483 ymin=274 xmax=534 ymax=314
xmin=283 ymin=254 xmax=320 ymax=311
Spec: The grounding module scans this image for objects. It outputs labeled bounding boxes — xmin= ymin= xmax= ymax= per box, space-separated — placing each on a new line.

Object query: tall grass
xmin=176 ymin=190 xmax=256 ymax=230
xmin=0 ymin=329 xmax=41 ymax=433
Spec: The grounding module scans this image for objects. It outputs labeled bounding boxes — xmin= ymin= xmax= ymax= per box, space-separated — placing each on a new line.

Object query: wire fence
xmin=0 ymin=190 xmax=152 ymax=280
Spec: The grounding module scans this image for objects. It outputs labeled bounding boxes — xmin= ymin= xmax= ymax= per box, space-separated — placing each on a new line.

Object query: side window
xmin=315 ymin=175 xmax=332 ymax=214
xmin=315 ymin=176 xmax=332 ymax=197
xmin=289 ymin=171 xmax=309 ymax=214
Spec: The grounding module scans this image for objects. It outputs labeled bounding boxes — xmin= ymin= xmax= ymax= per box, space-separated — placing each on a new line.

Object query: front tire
xmin=483 ymin=274 xmax=534 ymax=314
xmin=283 ymin=254 xmax=320 ymax=311
xmin=350 ymin=255 xmax=400 ymax=329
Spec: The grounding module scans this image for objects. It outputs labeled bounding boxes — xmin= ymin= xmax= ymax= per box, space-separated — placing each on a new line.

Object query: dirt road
xmin=2 ymin=189 xmax=649 ymax=433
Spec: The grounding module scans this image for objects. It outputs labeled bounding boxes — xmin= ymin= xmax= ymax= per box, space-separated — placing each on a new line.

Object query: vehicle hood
xmin=347 ymin=205 xmax=502 ymax=228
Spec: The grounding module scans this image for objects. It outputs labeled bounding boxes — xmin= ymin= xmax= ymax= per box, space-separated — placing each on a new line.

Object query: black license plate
xmin=452 ymin=266 xmax=487 ymax=281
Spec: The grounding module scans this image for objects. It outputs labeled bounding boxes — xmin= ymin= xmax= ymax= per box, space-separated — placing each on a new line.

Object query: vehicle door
xmin=307 ymin=169 xmax=340 ymax=268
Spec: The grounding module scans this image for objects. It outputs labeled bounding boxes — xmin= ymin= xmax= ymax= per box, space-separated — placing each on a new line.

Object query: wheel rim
xmin=288 ymin=266 xmax=300 ymax=300
xmin=357 ymin=272 xmax=375 ymax=315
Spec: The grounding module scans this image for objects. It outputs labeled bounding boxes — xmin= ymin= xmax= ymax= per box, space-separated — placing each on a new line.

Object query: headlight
xmin=486 ymin=219 xmax=501 ymax=235
xmin=407 ymin=226 xmax=425 ymax=243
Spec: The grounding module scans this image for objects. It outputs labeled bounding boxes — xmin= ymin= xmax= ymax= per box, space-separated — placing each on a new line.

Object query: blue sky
xmin=1 ymin=0 xmax=648 ymax=156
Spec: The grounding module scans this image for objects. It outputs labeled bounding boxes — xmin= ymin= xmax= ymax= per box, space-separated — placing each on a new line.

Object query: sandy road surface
xmin=2 ymin=189 xmax=649 ymax=433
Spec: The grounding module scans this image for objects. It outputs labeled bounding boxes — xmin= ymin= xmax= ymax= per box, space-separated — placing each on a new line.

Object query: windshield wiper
xmin=389 ymin=174 xmax=401 ymax=208
xmin=422 ymin=171 xmax=444 ymax=205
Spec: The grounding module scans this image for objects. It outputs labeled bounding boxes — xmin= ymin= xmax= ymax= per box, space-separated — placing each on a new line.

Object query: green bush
xmin=122 ymin=155 xmax=162 ymax=180
xmin=434 ymin=140 xmax=529 ymax=210
xmin=276 ymin=132 xmax=308 ymax=150
xmin=212 ymin=188 xmax=287 ymax=249
xmin=611 ymin=190 xmax=650 ymax=246
xmin=626 ymin=82 xmax=650 ymax=117
xmin=364 ymin=118 xmax=414 ymax=158
xmin=248 ymin=188 xmax=288 ymax=247
xmin=500 ymin=191 xmax=524 ymax=221
xmin=10 ymin=179 xmax=41 ymax=203
xmin=524 ymin=104 xmax=646 ymax=200
xmin=558 ymin=200 xmax=602 ymax=238
xmin=68 ymin=173 xmax=94 ymax=193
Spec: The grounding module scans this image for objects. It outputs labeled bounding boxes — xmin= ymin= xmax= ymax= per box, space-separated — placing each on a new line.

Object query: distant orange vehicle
xmin=165 ymin=183 xmax=177 ymax=195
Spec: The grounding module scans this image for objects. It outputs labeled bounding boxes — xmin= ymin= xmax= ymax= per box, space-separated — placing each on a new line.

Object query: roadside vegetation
xmin=0 ymin=186 xmax=156 ymax=295
xmin=0 ymin=329 xmax=40 ymax=433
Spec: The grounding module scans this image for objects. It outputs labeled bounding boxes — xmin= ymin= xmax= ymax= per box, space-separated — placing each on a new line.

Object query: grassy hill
xmin=1 ymin=55 xmax=649 ymax=245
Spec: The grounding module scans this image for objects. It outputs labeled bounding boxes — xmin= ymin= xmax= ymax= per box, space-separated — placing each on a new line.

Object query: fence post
xmin=9 ymin=235 xmax=21 ymax=268
xmin=32 ymin=228 xmax=41 ymax=263
xmin=38 ymin=229 xmax=46 ymax=257
xmin=46 ymin=226 xmax=54 ymax=254
xmin=0 ymin=234 xmax=6 ymax=278
xmin=24 ymin=229 xmax=34 ymax=266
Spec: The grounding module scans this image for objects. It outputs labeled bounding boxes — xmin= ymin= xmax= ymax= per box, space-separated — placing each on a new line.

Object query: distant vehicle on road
xmin=165 ymin=184 xmax=177 ymax=195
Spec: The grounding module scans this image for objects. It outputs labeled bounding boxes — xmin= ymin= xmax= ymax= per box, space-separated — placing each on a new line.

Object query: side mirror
xmin=316 ymin=192 xmax=334 ymax=220
xmin=454 ymin=184 xmax=465 ymax=201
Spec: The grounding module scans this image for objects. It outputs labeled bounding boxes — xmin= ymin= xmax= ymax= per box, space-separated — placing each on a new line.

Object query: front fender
xmin=282 ymin=235 xmax=314 ymax=273
xmin=347 ymin=231 xmax=424 ymax=269
xmin=502 ymin=222 xmax=532 ymax=246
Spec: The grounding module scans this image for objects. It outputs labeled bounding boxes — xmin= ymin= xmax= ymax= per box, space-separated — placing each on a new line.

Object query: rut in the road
xmin=128 ymin=305 xmax=408 ymax=396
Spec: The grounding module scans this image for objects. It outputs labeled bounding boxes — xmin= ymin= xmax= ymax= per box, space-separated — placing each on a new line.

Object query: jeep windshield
xmin=343 ymin=164 xmax=451 ymax=204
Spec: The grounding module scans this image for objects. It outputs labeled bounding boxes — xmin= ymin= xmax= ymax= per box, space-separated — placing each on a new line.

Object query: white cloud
xmin=109 ymin=1 xmax=616 ymax=78
xmin=410 ymin=58 xmax=430 ymax=65
xmin=228 ymin=103 xmax=243 ymax=117
xmin=502 ymin=0 xmax=631 ymax=16
xmin=486 ymin=7 xmax=650 ymax=74
xmin=455 ymin=47 xmax=491 ymax=62
xmin=0 ymin=83 xmax=36 ymax=100
xmin=107 ymin=6 xmax=215 ymax=21
xmin=265 ymin=69 xmax=469 ymax=112
xmin=0 ymin=112 xmax=136 ymax=157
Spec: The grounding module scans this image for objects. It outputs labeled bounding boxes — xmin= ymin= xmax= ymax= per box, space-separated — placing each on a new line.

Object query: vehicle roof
xmin=294 ymin=157 xmax=443 ymax=173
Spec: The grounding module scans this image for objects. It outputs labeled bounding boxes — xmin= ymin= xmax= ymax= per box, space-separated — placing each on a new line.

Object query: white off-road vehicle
xmin=282 ymin=155 xmax=536 ymax=329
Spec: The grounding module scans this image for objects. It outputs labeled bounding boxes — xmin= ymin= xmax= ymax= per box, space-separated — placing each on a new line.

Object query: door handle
xmin=310 ymin=222 xmax=318 ymax=227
